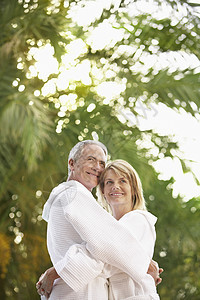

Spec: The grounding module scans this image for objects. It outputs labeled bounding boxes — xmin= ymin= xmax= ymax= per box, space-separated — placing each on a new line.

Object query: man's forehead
xmin=81 ymin=144 xmax=106 ymax=160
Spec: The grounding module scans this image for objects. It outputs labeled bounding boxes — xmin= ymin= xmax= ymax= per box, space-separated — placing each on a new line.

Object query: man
xmin=37 ymin=140 xmax=162 ymax=299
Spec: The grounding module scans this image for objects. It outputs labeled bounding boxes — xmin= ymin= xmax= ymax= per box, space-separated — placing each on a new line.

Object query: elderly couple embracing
xmin=36 ymin=140 xmax=163 ymax=300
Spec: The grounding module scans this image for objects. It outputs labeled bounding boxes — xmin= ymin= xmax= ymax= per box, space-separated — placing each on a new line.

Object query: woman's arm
xmin=36 ymin=267 xmax=59 ymax=298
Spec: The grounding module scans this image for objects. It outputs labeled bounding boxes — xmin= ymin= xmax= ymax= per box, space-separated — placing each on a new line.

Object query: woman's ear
xmin=132 ymin=194 xmax=136 ymax=206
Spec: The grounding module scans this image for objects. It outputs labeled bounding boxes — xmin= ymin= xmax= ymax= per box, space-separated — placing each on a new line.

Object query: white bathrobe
xmin=42 ymin=180 xmax=155 ymax=300
xmin=105 ymin=211 xmax=160 ymax=300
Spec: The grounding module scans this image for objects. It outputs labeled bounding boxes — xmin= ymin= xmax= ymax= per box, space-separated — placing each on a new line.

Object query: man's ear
xmin=68 ymin=159 xmax=75 ymax=171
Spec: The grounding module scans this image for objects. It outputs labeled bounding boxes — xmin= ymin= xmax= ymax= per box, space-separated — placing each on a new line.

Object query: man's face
xmin=69 ymin=144 xmax=106 ymax=191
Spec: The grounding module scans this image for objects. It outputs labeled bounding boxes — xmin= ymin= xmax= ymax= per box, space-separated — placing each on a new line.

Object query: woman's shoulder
xmin=121 ymin=210 xmax=157 ymax=226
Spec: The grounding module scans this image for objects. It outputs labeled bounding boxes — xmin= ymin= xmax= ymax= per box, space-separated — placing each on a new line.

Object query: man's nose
xmin=93 ymin=161 xmax=102 ymax=171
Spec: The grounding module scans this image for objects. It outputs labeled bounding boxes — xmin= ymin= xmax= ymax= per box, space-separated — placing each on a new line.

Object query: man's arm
xmin=53 ymin=243 xmax=104 ymax=291
xmin=61 ymin=181 xmax=151 ymax=283
xmin=36 ymin=244 xmax=105 ymax=296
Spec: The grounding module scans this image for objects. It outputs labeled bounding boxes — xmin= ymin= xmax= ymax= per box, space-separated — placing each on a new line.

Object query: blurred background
xmin=0 ymin=0 xmax=200 ymax=299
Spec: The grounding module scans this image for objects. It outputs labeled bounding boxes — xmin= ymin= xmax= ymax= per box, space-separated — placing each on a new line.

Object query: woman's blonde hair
xmin=97 ymin=159 xmax=147 ymax=212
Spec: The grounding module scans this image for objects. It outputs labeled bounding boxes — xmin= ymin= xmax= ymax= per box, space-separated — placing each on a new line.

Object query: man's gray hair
xmin=68 ymin=140 xmax=108 ymax=175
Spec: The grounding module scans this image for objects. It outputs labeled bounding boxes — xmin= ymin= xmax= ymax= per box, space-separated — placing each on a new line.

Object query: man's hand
xmin=147 ymin=260 xmax=163 ymax=286
xmin=36 ymin=267 xmax=59 ymax=298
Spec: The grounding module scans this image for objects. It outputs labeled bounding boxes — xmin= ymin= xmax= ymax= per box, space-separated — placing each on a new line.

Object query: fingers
xmin=38 ymin=288 xmax=44 ymax=296
xmin=36 ymin=283 xmax=52 ymax=297
xmin=36 ymin=282 xmax=46 ymax=296
xmin=37 ymin=287 xmax=45 ymax=296
xmin=155 ymin=268 xmax=164 ymax=286
xmin=39 ymin=273 xmax=46 ymax=281
xmin=36 ymin=271 xmax=50 ymax=296
xmin=44 ymin=291 xmax=50 ymax=299
xmin=36 ymin=281 xmax=41 ymax=290
xmin=156 ymin=277 xmax=162 ymax=286
xmin=36 ymin=273 xmax=45 ymax=295
xmin=36 ymin=282 xmax=42 ymax=295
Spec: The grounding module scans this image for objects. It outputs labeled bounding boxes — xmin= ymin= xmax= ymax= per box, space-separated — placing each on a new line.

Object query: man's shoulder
xmin=51 ymin=181 xmax=77 ymax=198
xmin=52 ymin=180 xmax=92 ymax=200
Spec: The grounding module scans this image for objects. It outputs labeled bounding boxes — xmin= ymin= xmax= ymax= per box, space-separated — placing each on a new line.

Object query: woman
xmin=37 ymin=160 xmax=161 ymax=299
xmin=97 ymin=159 xmax=160 ymax=299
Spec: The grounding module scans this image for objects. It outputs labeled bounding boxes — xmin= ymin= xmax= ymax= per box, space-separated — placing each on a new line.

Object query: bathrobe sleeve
xmin=54 ymin=242 xmax=104 ymax=292
xmin=62 ymin=181 xmax=151 ymax=283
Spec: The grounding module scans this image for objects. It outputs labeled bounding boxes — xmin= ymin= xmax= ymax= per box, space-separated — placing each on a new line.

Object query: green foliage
xmin=0 ymin=0 xmax=200 ymax=299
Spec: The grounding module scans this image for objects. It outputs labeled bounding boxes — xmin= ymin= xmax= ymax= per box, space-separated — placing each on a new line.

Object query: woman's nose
xmin=111 ymin=183 xmax=120 ymax=190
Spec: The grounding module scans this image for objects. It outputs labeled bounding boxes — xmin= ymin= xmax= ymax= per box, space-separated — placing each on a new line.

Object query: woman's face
xmin=103 ymin=169 xmax=133 ymax=210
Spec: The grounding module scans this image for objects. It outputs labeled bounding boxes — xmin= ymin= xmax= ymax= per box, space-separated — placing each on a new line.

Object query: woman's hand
xmin=147 ymin=260 xmax=163 ymax=286
xmin=36 ymin=267 xmax=59 ymax=298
